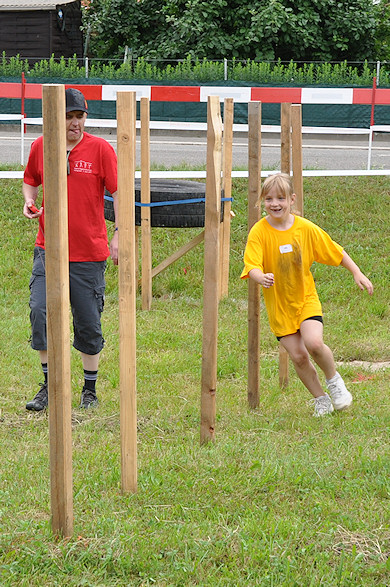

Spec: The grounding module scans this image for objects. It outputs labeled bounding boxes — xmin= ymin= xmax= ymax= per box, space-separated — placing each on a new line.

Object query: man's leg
xmin=79 ymin=351 xmax=100 ymax=408
xmin=70 ymin=261 xmax=106 ymax=408
xmin=26 ymin=249 xmax=49 ymax=411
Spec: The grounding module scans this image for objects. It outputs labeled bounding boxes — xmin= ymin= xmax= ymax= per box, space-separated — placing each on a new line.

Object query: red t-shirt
xmin=24 ymin=132 xmax=117 ymax=262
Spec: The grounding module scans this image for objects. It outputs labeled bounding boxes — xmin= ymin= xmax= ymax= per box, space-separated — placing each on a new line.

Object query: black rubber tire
xmin=104 ymin=179 xmax=224 ymax=228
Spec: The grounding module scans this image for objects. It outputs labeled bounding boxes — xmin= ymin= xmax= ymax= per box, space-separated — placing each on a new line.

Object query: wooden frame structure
xmin=42 ymin=87 xmax=232 ymax=538
xmin=137 ymin=97 xmax=234 ymax=309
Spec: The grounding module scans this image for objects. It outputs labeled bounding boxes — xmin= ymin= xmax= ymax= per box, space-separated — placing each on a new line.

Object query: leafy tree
xmin=82 ymin=0 xmax=378 ymax=62
xmin=374 ymin=0 xmax=390 ymax=61
xmin=82 ymin=0 xmax=165 ymax=59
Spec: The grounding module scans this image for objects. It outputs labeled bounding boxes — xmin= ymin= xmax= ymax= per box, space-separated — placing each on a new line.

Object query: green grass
xmin=0 ymin=175 xmax=389 ymax=586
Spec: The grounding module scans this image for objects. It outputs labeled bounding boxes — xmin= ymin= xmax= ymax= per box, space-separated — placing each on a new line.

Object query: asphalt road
xmin=1 ymin=126 xmax=390 ymax=170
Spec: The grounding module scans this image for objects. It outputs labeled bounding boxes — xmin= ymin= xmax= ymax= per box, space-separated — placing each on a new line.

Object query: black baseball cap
xmin=65 ymin=88 xmax=88 ymax=113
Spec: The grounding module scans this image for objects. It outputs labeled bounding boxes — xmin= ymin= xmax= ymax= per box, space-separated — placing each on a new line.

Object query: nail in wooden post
xmin=117 ymin=92 xmax=138 ymax=493
xmin=43 ymin=84 xmax=73 ymax=538
xmin=247 ymin=101 xmax=262 ymax=409
xmin=200 ymin=96 xmax=223 ymax=444
xmin=220 ymin=97 xmax=234 ymax=299
xmin=140 ymin=97 xmax=152 ymax=310
xmin=279 ymin=103 xmax=291 ymax=388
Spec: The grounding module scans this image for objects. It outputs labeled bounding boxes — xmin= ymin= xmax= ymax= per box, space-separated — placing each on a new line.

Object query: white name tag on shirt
xmin=279 ymin=244 xmax=293 ymax=254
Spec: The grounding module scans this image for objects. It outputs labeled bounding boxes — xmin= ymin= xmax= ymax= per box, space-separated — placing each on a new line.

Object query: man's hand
xmin=109 ymin=231 xmax=119 ymax=265
xmin=24 ymin=200 xmax=43 ymax=219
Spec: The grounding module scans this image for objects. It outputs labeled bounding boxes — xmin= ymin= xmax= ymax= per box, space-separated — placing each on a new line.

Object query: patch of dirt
xmin=337 ymin=360 xmax=390 ymax=371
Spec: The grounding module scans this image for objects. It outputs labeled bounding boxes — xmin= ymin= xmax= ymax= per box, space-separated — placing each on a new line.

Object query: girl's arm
xmin=249 ymin=268 xmax=275 ymax=288
xmin=341 ymin=251 xmax=373 ymax=295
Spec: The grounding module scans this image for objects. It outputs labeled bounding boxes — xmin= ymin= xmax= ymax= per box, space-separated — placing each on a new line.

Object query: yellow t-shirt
xmin=241 ymin=215 xmax=344 ymax=337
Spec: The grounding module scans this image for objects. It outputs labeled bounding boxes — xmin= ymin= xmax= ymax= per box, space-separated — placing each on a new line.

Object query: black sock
xmin=84 ymin=369 xmax=98 ymax=392
xmin=41 ymin=363 xmax=48 ymax=385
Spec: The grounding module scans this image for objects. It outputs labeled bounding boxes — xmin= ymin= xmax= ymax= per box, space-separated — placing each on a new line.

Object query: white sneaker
xmin=313 ymin=393 xmax=334 ymax=417
xmin=326 ymin=372 xmax=353 ymax=410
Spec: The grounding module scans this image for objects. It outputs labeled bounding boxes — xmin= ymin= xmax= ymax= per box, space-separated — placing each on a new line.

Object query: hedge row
xmin=1 ymin=53 xmax=388 ymax=86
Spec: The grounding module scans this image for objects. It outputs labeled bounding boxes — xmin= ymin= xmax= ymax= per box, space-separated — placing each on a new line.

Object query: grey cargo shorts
xmin=29 ymin=247 xmax=106 ymax=355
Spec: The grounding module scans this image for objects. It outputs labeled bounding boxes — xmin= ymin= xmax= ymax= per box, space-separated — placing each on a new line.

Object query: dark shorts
xmin=276 ymin=316 xmax=323 ymax=341
xmin=29 ymin=247 xmax=106 ymax=355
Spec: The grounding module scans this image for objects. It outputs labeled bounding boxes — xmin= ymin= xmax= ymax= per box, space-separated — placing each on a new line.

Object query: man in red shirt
xmin=23 ymin=88 xmax=118 ymax=410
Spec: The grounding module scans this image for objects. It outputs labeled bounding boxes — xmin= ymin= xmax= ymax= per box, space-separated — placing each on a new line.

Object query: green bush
xmin=1 ymin=51 xmax=389 ymax=86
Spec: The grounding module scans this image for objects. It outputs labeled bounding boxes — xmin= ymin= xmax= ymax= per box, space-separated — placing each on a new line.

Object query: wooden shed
xmin=0 ymin=0 xmax=83 ymax=61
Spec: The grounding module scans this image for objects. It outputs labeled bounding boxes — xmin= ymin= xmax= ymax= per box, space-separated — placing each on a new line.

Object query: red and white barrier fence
xmin=1 ymin=80 xmax=390 ymax=105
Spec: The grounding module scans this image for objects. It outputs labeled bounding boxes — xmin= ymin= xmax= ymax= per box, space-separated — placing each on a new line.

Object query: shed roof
xmin=0 ymin=0 xmax=77 ymax=10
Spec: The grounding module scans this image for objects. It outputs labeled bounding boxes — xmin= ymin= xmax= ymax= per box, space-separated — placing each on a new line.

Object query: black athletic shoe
xmin=26 ymin=382 xmax=48 ymax=411
xmin=80 ymin=386 xmax=99 ymax=409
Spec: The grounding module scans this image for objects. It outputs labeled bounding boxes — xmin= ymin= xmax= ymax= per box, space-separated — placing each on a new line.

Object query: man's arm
xmin=108 ymin=190 xmax=118 ymax=265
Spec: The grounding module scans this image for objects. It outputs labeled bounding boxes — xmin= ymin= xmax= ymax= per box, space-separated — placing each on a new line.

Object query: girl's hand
xmin=354 ymin=271 xmax=374 ymax=295
xmin=262 ymin=273 xmax=275 ymax=288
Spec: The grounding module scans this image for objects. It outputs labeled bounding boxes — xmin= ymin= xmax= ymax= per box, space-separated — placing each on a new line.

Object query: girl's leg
xmin=299 ymin=319 xmax=352 ymax=410
xmin=280 ymin=332 xmax=326 ymax=398
xmin=299 ymin=319 xmax=336 ymax=380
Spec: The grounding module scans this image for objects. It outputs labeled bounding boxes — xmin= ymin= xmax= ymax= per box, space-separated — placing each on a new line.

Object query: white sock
xmin=326 ymin=371 xmax=340 ymax=384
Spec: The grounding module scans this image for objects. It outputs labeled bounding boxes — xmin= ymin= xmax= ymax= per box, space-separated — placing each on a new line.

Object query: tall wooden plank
xmin=291 ymin=104 xmax=304 ymax=216
xmin=220 ymin=97 xmax=234 ymax=299
xmin=279 ymin=103 xmax=291 ymax=388
xmin=247 ymin=102 xmax=262 ymax=409
xmin=280 ymin=102 xmax=291 ymax=174
xmin=43 ymin=84 xmax=73 ymax=538
xmin=140 ymin=97 xmax=152 ymax=310
xmin=200 ymin=96 xmax=223 ymax=444
xmin=117 ymin=92 xmax=138 ymax=493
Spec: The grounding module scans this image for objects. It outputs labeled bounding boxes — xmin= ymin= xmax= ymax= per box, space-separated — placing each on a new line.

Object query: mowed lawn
xmin=0 ymin=174 xmax=389 ymax=586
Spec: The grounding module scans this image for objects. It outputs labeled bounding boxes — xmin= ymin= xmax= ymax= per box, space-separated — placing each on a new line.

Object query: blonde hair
xmin=256 ymin=173 xmax=294 ymax=207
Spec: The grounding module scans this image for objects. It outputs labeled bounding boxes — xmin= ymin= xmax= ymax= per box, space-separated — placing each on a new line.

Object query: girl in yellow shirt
xmin=241 ymin=173 xmax=373 ymax=416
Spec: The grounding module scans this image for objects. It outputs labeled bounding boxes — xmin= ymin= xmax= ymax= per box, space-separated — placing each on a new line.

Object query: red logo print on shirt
xmin=73 ymin=160 xmax=93 ymax=174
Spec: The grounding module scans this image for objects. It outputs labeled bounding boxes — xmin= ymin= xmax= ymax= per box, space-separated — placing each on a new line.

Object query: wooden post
xmin=135 ymin=226 xmax=139 ymax=286
xmin=247 ymin=101 xmax=262 ymax=409
xmin=291 ymin=104 xmax=304 ymax=217
xmin=140 ymin=97 xmax=152 ymax=310
xmin=278 ymin=103 xmax=291 ymax=388
xmin=280 ymin=102 xmax=291 ymax=174
xmin=42 ymin=84 xmax=73 ymax=538
xmin=117 ymin=92 xmax=138 ymax=493
xmin=220 ymin=97 xmax=234 ymax=299
xmin=200 ymin=96 xmax=223 ymax=444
